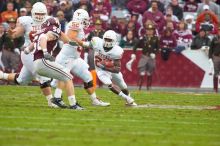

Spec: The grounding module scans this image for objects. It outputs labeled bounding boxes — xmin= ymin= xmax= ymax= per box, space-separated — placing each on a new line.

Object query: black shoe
xmin=69 ymin=103 xmax=84 ymax=110
xmin=51 ymin=97 xmax=68 ymax=108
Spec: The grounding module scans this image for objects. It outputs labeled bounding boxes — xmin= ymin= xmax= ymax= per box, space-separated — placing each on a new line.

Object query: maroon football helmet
xmin=41 ymin=17 xmax=61 ymax=38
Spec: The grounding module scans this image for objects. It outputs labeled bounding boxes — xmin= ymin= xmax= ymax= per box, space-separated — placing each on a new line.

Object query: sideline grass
xmin=0 ymin=86 xmax=220 ymax=146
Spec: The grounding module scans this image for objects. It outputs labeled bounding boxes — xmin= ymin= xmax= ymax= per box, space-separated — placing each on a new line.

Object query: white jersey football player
xmin=79 ymin=30 xmax=137 ymax=106
xmin=0 ymin=2 xmax=54 ymax=106
xmin=51 ymin=9 xmax=110 ymax=107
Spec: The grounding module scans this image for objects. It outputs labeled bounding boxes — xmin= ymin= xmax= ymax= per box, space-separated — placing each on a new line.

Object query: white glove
xmin=150 ymin=53 xmax=156 ymax=59
xmin=84 ymin=52 xmax=88 ymax=64
xmin=208 ymin=59 xmax=214 ymax=75
xmin=14 ymin=48 xmax=20 ymax=55
xmin=126 ymin=54 xmax=136 ymax=72
xmin=131 ymin=54 xmax=136 ymax=60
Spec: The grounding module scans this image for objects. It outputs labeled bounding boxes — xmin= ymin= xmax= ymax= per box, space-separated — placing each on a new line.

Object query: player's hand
xmin=150 ymin=53 xmax=156 ymax=59
xmin=96 ymin=62 xmax=105 ymax=69
xmin=43 ymin=52 xmax=55 ymax=61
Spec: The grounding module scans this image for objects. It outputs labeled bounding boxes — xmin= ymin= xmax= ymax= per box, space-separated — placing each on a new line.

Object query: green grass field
xmin=0 ymin=85 xmax=220 ymax=146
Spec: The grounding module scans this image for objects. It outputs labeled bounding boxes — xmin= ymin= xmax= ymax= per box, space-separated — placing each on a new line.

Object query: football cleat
xmin=50 ymin=97 xmax=68 ymax=108
xmin=125 ymin=98 xmax=137 ymax=106
xmin=69 ymin=103 xmax=84 ymax=110
xmin=126 ymin=102 xmax=137 ymax=107
xmin=92 ymin=99 xmax=110 ymax=107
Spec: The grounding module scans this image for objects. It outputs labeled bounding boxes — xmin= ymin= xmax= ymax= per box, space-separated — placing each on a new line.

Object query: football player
xmin=77 ymin=30 xmax=137 ymax=106
xmin=0 ymin=2 xmax=55 ymax=106
xmin=51 ymin=9 xmax=110 ymax=107
xmin=32 ymin=17 xmax=83 ymax=110
xmin=0 ymin=2 xmax=71 ymax=107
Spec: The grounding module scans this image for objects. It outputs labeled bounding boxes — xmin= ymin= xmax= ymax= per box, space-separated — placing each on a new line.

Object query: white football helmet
xmin=73 ymin=9 xmax=90 ymax=28
xmin=31 ymin=2 xmax=48 ymax=22
xmin=103 ymin=30 xmax=117 ymax=49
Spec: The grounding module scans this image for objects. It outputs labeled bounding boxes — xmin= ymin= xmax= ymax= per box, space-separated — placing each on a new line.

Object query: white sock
xmin=54 ymin=88 xmax=62 ymax=98
xmin=119 ymin=91 xmax=131 ymax=100
xmin=46 ymin=94 xmax=53 ymax=101
xmin=90 ymin=92 xmax=97 ymax=101
xmin=0 ymin=72 xmax=9 ymax=80
xmin=68 ymin=95 xmax=76 ymax=106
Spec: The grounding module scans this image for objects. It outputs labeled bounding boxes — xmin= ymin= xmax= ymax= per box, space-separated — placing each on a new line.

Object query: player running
xmin=32 ymin=17 xmax=83 ymax=110
xmin=51 ymin=9 xmax=110 ymax=107
xmin=77 ymin=30 xmax=137 ymax=106
xmin=0 ymin=2 xmax=56 ymax=106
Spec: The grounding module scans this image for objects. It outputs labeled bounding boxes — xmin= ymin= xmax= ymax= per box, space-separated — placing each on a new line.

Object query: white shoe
xmin=48 ymin=101 xmax=59 ymax=108
xmin=92 ymin=99 xmax=110 ymax=106
xmin=126 ymin=98 xmax=137 ymax=106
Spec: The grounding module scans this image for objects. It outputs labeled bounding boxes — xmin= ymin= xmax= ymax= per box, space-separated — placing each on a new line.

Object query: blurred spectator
xmin=209 ymin=24 xmax=220 ymax=92
xmin=57 ymin=0 xmax=73 ymax=22
xmin=56 ymin=10 xmax=67 ymax=32
xmin=166 ymin=6 xmax=179 ymax=22
xmin=43 ymin=0 xmax=57 ymax=16
xmin=111 ymin=0 xmax=128 ymax=9
xmin=119 ymin=30 xmax=138 ymax=48
xmin=87 ymin=19 xmax=105 ymax=41
xmin=142 ymin=0 xmax=165 ymax=33
xmin=195 ymin=5 xmax=219 ymax=35
xmin=123 ymin=20 xmax=138 ymax=38
xmin=191 ymin=28 xmax=211 ymax=50
xmin=139 ymin=20 xmax=158 ymax=37
xmin=0 ymin=18 xmax=24 ymax=73
xmin=169 ymin=0 xmax=183 ymax=21
xmin=184 ymin=0 xmax=198 ymax=12
xmin=126 ymin=0 xmax=148 ymax=15
xmin=19 ymin=8 xmax=27 ymax=17
xmin=107 ymin=16 xmax=121 ymax=34
xmin=133 ymin=24 xmax=159 ymax=90
xmin=160 ymin=28 xmax=177 ymax=61
xmin=24 ymin=1 xmax=32 ymax=16
xmin=197 ymin=0 xmax=220 ymax=18
xmin=163 ymin=19 xmax=177 ymax=32
xmin=147 ymin=0 xmax=165 ymax=14
xmin=1 ymin=2 xmax=18 ymax=22
xmin=90 ymin=1 xmax=109 ymax=29
xmin=173 ymin=21 xmax=193 ymax=53
xmin=184 ymin=14 xmax=196 ymax=33
xmin=73 ymin=0 xmax=93 ymax=14
xmin=0 ymin=0 xmax=7 ymax=13
xmin=92 ymin=0 xmax=112 ymax=15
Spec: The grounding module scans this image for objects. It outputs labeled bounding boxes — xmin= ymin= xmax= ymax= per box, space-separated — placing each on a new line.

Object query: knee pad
xmin=40 ymin=80 xmax=51 ymax=89
xmin=14 ymin=73 xmax=20 ymax=85
xmin=84 ymin=80 xmax=93 ymax=89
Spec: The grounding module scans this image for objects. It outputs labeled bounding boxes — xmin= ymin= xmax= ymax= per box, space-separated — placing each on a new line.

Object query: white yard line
xmin=134 ymin=104 xmax=220 ymax=110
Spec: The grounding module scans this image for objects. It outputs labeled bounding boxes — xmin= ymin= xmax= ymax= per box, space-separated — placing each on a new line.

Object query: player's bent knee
xmin=40 ymin=80 xmax=51 ymax=89
xmin=84 ymin=80 xmax=94 ymax=89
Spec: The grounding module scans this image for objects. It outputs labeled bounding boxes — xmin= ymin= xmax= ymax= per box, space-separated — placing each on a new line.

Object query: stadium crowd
xmin=0 ymin=0 xmax=220 ymax=92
